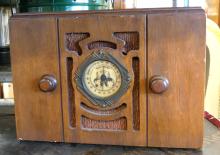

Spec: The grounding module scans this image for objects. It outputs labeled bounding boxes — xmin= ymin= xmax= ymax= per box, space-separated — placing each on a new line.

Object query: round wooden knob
xmin=39 ymin=75 xmax=57 ymax=92
xmin=150 ymin=75 xmax=169 ymax=94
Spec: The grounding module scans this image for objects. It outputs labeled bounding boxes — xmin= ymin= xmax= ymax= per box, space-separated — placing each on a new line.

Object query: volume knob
xmin=39 ymin=75 xmax=57 ymax=92
xmin=150 ymin=75 xmax=169 ymax=94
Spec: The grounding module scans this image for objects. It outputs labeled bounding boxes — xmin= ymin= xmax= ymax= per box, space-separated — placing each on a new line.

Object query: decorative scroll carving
xmin=65 ymin=31 xmax=141 ymax=132
xmin=88 ymin=41 xmax=117 ymax=50
xmin=114 ymin=32 xmax=139 ymax=55
xmin=80 ymin=102 xmax=127 ymax=115
xmin=81 ymin=116 xmax=127 ymax=130
xmin=65 ymin=33 xmax=90 ymax=55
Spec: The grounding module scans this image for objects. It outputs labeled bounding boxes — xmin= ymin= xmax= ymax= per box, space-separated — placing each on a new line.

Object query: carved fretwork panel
xmin=81 ymin=116 xmax=127 ymax=130
xmin=59 ymin=15 xmax=147 ymax=146
xmin=114 ymin=32 xmax=139 ymax=55
xmin=88 ymin=40 xmax=117 ymax=50
xmin=80 ymin=102 xmax=127 ymax=115
xmin=65 ymin=33 xmax=90 ymax=55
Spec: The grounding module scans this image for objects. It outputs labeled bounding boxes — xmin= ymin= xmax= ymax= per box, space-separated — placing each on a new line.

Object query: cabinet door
xmin=148 ymin=12 xmax=206 ymax=148
xmin=10 ymin=18 xmax=63 ymax=141
xmin=59 ymin=14 xmax=147 ymax=146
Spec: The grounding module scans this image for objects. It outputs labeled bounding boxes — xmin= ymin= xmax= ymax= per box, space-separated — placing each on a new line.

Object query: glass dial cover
xmin=83 ymin=60 xmax=122 ymax=98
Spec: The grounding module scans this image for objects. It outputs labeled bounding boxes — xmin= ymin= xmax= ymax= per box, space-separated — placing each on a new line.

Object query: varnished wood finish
xmin=148 ymin=12 xmax=206 ymax=148
xmin=113 ymin=0 xmax=126 ymax=9
xmin=10 ymin=8 xmax=206 ymax=148
xmin=207 ymin=0 xmax=220 ymax=25
xmin=59 ymin=15 xmax=147 ymax=146
xmin=9 ymin=18 xmax=63 ymax=142
xmin=65 ymin=33 xmax=90 ymax=55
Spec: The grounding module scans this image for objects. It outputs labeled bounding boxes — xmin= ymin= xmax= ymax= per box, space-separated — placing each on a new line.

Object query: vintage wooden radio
xmin=9 ymin=7 xmax=206 ymax=148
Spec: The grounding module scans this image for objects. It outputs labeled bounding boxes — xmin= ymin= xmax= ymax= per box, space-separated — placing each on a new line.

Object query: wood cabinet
xmin=207 ymin=0 xmax=220 ymax=25
xmin=9 ymin=8 xmax=206 ymax=148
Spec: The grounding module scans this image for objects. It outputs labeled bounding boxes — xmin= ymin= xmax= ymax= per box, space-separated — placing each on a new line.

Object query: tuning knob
xmin=150 ymin=75 xmax=169 ymax=94
xmin=39 ymin=75 xmax=57 ymax=92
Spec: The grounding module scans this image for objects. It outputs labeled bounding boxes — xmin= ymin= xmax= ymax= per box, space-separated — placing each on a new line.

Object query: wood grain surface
xmin=9 ymin=8 xmax=206 ymax=148
xmin=148 ymin=12 xmax=206 ymax=148
xmin=59 ymin=14 xmax=147 ymax=146
xmin=9 ymin=18 xmax=63 ymax=142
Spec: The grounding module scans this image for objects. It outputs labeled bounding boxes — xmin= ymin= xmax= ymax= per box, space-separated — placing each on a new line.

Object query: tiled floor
xmin=0 ymin=109 xmax=220 ymax=155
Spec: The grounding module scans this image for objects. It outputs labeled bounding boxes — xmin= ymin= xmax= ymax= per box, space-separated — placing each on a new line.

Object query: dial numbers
xmin=83 ymin=60 xmax=122 ymax=98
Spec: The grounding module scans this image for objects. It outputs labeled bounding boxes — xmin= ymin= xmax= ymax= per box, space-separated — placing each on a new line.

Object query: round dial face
xmin=83 ymin=60 xmax=122 ymax=98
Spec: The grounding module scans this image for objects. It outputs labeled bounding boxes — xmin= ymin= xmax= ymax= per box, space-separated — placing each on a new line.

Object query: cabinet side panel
xmin=148 ymin=12 xmax=206 ymax=148
xmin=9 ymin=18 xmax=63 ymax=141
